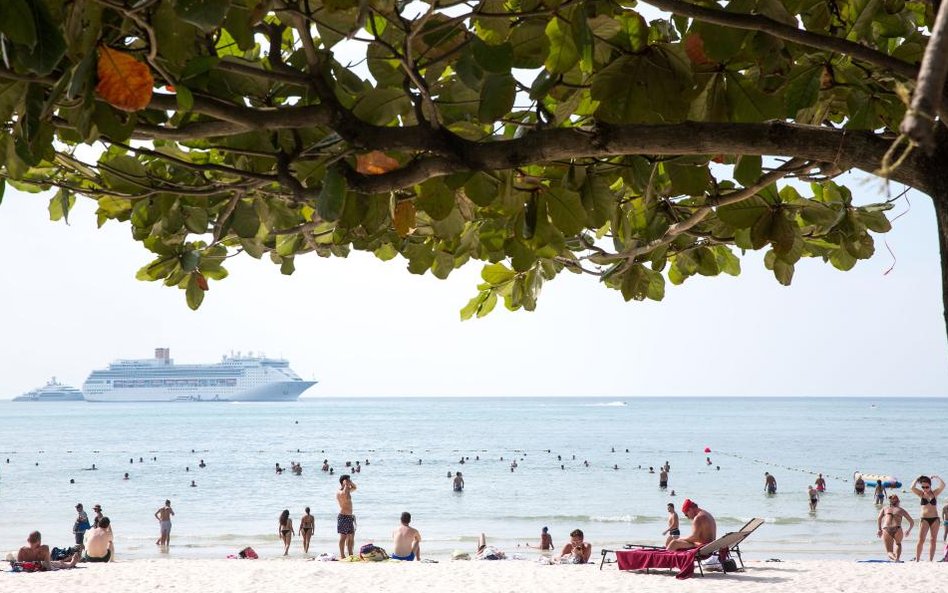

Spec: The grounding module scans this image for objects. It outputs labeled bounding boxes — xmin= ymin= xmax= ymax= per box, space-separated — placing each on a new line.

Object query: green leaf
xmin=67 ymin=52 xmax=96 ymax=101
xmin=724 ymin=71 xmax=784 ymax=122
xmin=280 ymin=256 xmax=296 ymax=275
xmin=317 ymin=167 xmax=346 ymax=222
xmin=665 ymin=163 xmax=710 ymax=196
xmin=464 ymin=173 xmax=499 ymax=207
xmin=10 ymin=1 xmax=65 ymax=75
xmin=48 ymin=189 xmax=75 ymax=223
xmin=183 ymin=206 xmax=208 ymax=234
xmin=180 ymin=250 xmax=201 ymax=272
xmin=415 ymin=179 xmax=456 ymax=221
xmin=858 ymin=210 xmax=892 ymax=233
xmin=176 ymin=86 xmax=194 ymax=113
xmin=175 ymin=0 xmax=231 ymax=32
xmin=545 ymin=187 xmax=586 ymax=236
xmin=620 ymin=264 xmax=650 ymax=301
xmin=482 ymin=263 xmax=516 ymax=286
xmin=352 ymin=88 xmax=410 ymax=125
xmin=770 ymin=212 xmax=799 ymax=256
xmin=695 ymin=246 xmax=720 ymax=276
xmin=509 ymin=18 xmax=550 ymax=69
xmin=230 ymin=200 xmax=260 ymax=238
xmin=592 ymin=48 xmax=693 ymax=124
xmin=0 ymin=0 xmax=36 ymax=48
xmin=478 ymin=73 xmax=516 ymax=122
xmin=734 ymin=156 xmax=762 ymax=187
xmin=100 ymin=155 xmax=149 ymax=194
xmin=185 ymin=273 xmax=205 ymax=310
xmin=545 ymin=17 xmax=579 ymax=73
xmin=0 ymin=179 xmax=5 ymax=207
xmin=473 ymin=39 xmax=513 ymax=74
xmin=716 ymin=195 xmax=770 ymax=228
xmin=713 ymin=245 xmax=741 ymax=276
xmin=750 ymin=209 xmax=775 ymax=249
xmin=773 ymin=259 xmax=794 ymax=285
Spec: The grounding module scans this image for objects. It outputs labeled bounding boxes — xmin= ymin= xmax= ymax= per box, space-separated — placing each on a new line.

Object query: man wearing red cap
xmin=667 ymin=499 xmax=716 ymax=550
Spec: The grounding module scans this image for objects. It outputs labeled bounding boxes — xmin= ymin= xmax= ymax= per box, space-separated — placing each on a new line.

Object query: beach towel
xmin=615 ymin=548 xmax=701 ymax=579
xmin=10 ymin=561 xmax=43 ymax=573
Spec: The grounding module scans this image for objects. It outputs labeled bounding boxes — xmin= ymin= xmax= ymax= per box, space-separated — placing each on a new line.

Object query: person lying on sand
xmin=18 ymin=531 xmax=80 ymax=570
xmin=557 ymin=529 xmax=591 ymax=564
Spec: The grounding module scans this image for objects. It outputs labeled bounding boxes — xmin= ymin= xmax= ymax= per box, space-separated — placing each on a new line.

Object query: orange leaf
xmin=96 ymin=46 xmax=154 ymax=112
xmin=393 ymin=200 xmax=415 ymax=237
xmin=684 ymin=34 xmax=712 ymax=66
xmin=356 ymin=151 xmax=400 ymax=175
xmin=194 ymin=272 xmax=209 ymax=292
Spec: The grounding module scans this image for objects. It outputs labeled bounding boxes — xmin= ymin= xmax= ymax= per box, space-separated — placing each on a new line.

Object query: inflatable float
xmin=853 ymin=472 xmax=902 ymax=489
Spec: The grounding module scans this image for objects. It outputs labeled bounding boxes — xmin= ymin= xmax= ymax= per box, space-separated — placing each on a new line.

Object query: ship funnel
xmin=155 ymin=347 xmax=171 ymax=365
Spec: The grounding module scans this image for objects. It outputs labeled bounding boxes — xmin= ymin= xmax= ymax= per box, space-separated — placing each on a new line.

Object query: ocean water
xmin=0 ymin=397 xmax=945 ymax=561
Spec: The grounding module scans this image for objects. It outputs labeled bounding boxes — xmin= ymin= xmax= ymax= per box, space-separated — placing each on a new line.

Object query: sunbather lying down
xmin=475 ymin=533 xmax=506 ymax=560
xmin=18 ymin=531 xmax=80 ymax=570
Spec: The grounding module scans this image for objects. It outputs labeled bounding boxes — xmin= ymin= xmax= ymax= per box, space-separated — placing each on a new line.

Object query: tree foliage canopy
xmin=0 ymin=0 xmax=945 ymax=316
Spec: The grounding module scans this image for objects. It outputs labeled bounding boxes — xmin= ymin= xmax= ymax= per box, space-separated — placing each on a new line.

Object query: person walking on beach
xmin=453 ymin=472 xmax=464 ymax=492
xmin=278 ymin=509 xmax=293 ymax=556
xmin=765 ymin=472 xmax=777 ymax=495
xmin=154 ymin=500 xmax=174 ymax=547
xmin=527 ymin=526 xmax=554 ymax=550
xmin=808 ymin=485 xmax=819 ymax=511
xmin=878 ymin=494 xmax=913 ymax=561
xmin=336 ymin=475 xmax=357 ymax=558
xmin=72 ymin=504 xmax=91 ymax=546
xmin=299 ymin=507 xmax=315 ymax=554
xmin=391 ymin=511 xmax=421 ymax=561
xmin=663 ymin=503 xmax=680 ymax=546
xmin=667 ymin=499 xmax=716 ymax=550
xmin=910 ymin=474 xmax=945 ymax=561
xmin=874 ymin=480 xmax=887 ymax=505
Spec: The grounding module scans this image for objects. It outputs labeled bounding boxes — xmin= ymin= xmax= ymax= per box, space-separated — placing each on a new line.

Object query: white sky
xmin=2 ymin=168 xmax=946 ymax=398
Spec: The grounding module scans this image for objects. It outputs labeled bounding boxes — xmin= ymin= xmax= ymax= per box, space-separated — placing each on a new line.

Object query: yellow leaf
xmin=393 ymin=200 xmax=415 ymax=237
xmin=356 ymin=151 xmax=400 ymax=175
xmin=96 ymin=46 xmax=154 ymax=112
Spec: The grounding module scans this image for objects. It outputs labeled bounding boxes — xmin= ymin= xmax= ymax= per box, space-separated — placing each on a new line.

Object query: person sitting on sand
xmin=557 ymin=529 xmax=591 ymax=564
xmin=453 ymin=472 xmax=464 ymax=492
xmin=278 ymin=509 xmax=293 ymax=556
xmin=18 ymin=531 xmax=80 ymax=570
xmin=663 ymin=503 xmax=680 ymax=546
xmin=527 ymin=526 xmax=554 ymax=550
xmin=878 ymin=494 xmax=913 ymax=561
xmin=391 ymin=511 xmax=421 ymax=561
xmin=667 ymin=499 xmax=716 ymax=551
xmin=83 ymin=517 xmax=114 ymax=562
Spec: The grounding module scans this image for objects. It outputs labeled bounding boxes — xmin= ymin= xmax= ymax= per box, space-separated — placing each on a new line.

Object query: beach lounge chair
xmin=600 ymin=531 xmax=748 ymax=578
xmin=730 ymin=518 xmax=765 ymax=569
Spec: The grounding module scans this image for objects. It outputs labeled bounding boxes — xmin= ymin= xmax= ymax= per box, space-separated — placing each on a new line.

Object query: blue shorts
xmin=391 ymin=552 xmax=415 ymax=561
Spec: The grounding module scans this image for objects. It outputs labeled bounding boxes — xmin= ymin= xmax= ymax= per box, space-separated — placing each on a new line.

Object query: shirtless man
xmin=662 ymin=503 xmax=681 ymax=546
xmin=667 ymin=499 xmax=716 ymax=550
xmin=17 ymin=531 xmax=80 ymax=569
xmin=453 ymin=472 xmax=464 ymax=491
xmin=808 ymin=485 xmax=819 ymax=511
xmin=154 ymin=499 xmax=175 ymax=546
xmin=558 ymin=529 xmax=591 ymax=563
xmin=391 ymin=512 xmax=422 ymax=561
xmin=527 ymin=526 xmax=553 ymax=550
xmin=765 ymin=472 xmax=777 ymax=495
xmin=815 ymin=473 xmax=826 ymax=492
xmin=659 ymin=468 xmax=668 ymax=489
xmin=336 ymin=475 xmax=357 ymax=558
xmin=83 ymin=517 xmax=114 ymax=562
xmin=878 ymin=494 xmax=914 ymax=561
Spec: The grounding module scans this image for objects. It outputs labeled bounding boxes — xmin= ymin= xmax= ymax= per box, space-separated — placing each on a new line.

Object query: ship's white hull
xmin=83 ymin=380 xmax=316 ymax=402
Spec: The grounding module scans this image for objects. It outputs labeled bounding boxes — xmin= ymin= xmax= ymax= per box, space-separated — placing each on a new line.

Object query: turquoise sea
xmin=0 ymin=397 xmax=945 ymax=561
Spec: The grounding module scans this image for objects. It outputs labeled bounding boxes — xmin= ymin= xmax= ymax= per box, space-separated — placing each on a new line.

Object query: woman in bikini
xmin=298 ymin=507 xmax=315 ymax=554
xmin=278 ymin=509 xmax=293 ymax=556
xmin=911 ymin=474 xmax=945 ymax=561
xmin=877 ymin=494 xmax=913 ymax=561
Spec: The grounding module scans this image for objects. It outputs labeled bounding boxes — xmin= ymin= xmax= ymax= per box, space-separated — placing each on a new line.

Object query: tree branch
xmin=900 ymin=0 xmax=948 ymax=153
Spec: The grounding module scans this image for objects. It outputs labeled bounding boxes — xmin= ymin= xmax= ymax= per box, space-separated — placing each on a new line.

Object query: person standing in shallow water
xmin=154 ymin=500 xmax=174 ymax=547
xmin=299 ymin=507 xmax=315 ymax=554
xmin=878 ymin=494 xmax=913 ymax=561
xmin=765 ymin=472 xmax=777 ymax=495
xmin=336 ymin=475 xmax=357 ymax=558
xmin=278 ymin=509 xmax=293 ymax=556
xmin=453 ymin=472 xmax=464 ymax=491
xmin=910 ymin=474 xmax=945 ymax=561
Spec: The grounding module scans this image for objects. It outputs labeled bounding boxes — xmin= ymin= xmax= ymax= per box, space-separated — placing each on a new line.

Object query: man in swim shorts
xmin=765 ymin=472 xmax=777 ymax=495
xmin=391 ymin=511 xmax=421 ymax=561
xmin=663 ymin=503 xmax=680 ymax=546
xmin=667 ymin=499 xmax=716 ymax=551
xmin=659 ymin=468 xmax=668 ymax=489
xmin=336 ymin=475 xmax=357 ymax=558
xmin=154 ymin=499 xmax=174 ymax=547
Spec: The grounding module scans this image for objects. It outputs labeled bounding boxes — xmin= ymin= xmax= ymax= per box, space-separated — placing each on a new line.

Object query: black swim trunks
xmin=669 ymin=528 xmax=680 ymax=536
xmin=337 ymin=513 xmax=356 ymax=535
xmin=659 ymin=481 xmax=668 ymax=488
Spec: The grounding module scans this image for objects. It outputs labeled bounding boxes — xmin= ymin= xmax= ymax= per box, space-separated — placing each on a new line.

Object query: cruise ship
xmin=82 ymin=348 xmax=316 ymax=402
xmin=12 ymin=378 xmax=85 ymax=401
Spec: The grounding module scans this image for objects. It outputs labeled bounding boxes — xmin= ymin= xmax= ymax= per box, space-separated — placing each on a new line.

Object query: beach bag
xmin=359 ymin=544 xmax=388 ymax=561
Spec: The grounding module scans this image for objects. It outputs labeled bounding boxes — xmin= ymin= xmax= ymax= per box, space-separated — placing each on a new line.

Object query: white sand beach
xmin=5 ymin=559 xmax=944 ymax=593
